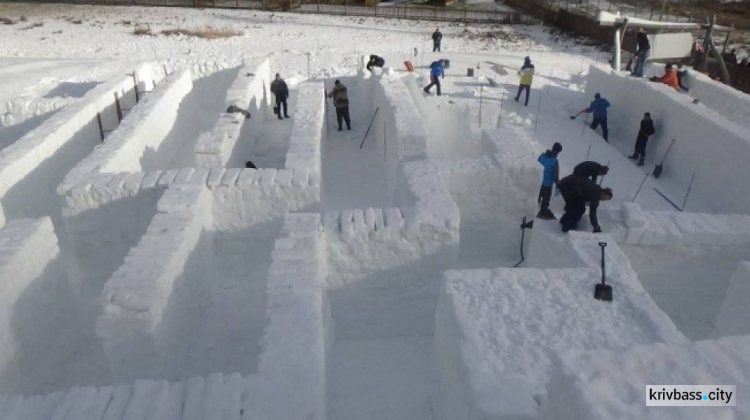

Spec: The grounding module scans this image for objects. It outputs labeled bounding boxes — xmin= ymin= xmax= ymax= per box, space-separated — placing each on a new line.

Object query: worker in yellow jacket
xmin=514 ymin=56 xmax=535 ymax=106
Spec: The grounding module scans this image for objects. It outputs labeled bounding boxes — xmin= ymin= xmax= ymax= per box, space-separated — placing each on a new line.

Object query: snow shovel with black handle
xmin=652 ymin=139 xmax=676 ymax=179
xmin=594 ymin=242 xmax=612 ymax=302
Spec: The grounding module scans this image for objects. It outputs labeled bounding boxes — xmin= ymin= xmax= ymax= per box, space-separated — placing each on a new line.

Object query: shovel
xmin=594 ymin=242 xmax=613 ymax=302
xmin=570 ymin=110 xmax=584 ymax=120
xmin=652 ymin=139 xmax=676 ymax=178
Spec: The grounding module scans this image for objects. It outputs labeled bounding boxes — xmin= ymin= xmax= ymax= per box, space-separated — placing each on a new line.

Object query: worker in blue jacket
xmin=423 ymin=59 xmax=445 ymax=96
xmin=536 ymin=142 xmax=562 ymax=220
xmin=579 ymin=93 xmax=611 ymax=142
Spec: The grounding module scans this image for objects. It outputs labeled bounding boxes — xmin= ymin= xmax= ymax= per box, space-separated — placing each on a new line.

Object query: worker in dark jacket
xmin=628 ymin=112 xmax=656 ymax=166
xmin=270 ymin=73 xmax=290 ymax=120
xmin=573 ymin=161 xmax=609 ymax=184
xmin=557 ymin=174 xmax=613 ymax=233
xmin=631 ymin=27 xmax=650 ymax=78
xmin=328 ymin=79 xmax=351 ymax=131
xmin=366 ymin=55 xmax=385 ymax=72
xmin=432 ymin=28 xmax=443 ymax=52
xmin=536 ymin=142 xmax=562 ymax=220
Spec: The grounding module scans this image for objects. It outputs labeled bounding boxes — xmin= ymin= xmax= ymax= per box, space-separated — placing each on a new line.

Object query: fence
xmin=13 ymin=0 xmax=530 ymax=23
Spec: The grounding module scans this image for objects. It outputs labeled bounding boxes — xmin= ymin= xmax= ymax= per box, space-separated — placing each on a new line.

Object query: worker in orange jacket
xmin=650 ymin=63 xmax=680 ymax=91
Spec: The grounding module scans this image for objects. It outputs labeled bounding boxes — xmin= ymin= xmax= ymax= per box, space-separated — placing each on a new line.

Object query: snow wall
xmin=545 ymin=335 xmax=750 ymax=419
xmin=585 ymin=66 xmax=750 ymax=214
xmin=0 ymin=63 xmax=162 ymax=228
xmin=681 ymin=68 xmax=750 ymax=133
xmin=0 ymin=218 xmax=82 ymax=395
xmin=1 ymin=213 xmax=328 ymax=420
xmin=433 ymin=219 xmax=686 ymax=419
xmin=712 ymin=261 xmax=750 ymax=338
xmin=194 ymin=59 xmax=273 ymax=168
xmin=95 ymin=165 xmax=320 ymax=383
xmin=283 ymin=82 xmax=326 ymax=180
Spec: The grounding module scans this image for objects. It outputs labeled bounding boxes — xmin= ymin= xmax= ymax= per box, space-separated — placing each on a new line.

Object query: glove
xmin=593 ymin=225 xmax=602 ymax=233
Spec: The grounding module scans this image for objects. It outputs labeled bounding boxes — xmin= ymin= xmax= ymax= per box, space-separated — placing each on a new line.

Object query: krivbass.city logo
xmin=647 ymin=385 xmax=736 ymax=407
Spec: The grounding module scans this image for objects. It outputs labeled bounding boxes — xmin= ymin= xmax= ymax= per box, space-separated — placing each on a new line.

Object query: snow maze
xmin=0 ymin=56 xmax=749 ymax=420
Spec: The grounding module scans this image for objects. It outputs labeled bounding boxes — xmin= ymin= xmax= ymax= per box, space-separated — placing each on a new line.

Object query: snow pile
xmin=1 ymin=97 xmax=75 ymax=128
xmin=283 ymin=81 xmax=326 ymax=179
xmin=434 ymin=264 xmax=684 ymax=420
xmin=585 ymin=66 xmax=750 ymax=214
xmin=96 ymin=185 xmax=211 ymax=382
xmin=712 ymin=261 xmax=750 ymax=338
xmin=195 ymin=59 xmax=272 ymax=168
xmin=545 ymin=335 xmax=750 ymax=419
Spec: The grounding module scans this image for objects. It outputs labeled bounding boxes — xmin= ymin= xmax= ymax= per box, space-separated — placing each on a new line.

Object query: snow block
xmin=96 ymin=185 xmax=211 ymax=382
xmin=211 ymin=168 xmax=319 ymax=230
xmin=435 ymin=266 xmax=686 ymax=420
xmin=284 ymin=82 xmax=325 ymax=179
xmin=0 ymin=218 xmax=81 ymax=394
xmin=545 ymin=335 xmax=750 ymax=420
xmin=195 ymin=59 xmax=272 ymax=168
xmin=586 ymin=66 xmax=750 ymax=214
xmin=257 ymin=213 xmax=327 ymax=420
xmin=712 ymin=261 xmax=750 ymax=338
xmin=376 ymin=75 xmax=428 ymax=162
xmin=0 ymin=63 xmax=158 ymax=227
xmin=60 ymin=69 xmax=194 ymax=193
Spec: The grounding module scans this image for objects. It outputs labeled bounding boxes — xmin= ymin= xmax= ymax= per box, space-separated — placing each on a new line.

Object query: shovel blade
xmin=594 ymin=283 xmax=613 ymax=302
xmin=653 ymin=165 xmax=663 ymax=178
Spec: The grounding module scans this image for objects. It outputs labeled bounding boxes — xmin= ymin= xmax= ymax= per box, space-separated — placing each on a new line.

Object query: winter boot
xmin=628 ymin=154 xmax=638 ymax=160
xmin=536 ymin=209 xmax=556 ymax=221
xmin=637 ymin=157 xmax=645 ymax=166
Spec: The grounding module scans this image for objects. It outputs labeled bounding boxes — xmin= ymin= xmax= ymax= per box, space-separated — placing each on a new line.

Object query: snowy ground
xmin=0 ymin=2 xmax=748 ymax=419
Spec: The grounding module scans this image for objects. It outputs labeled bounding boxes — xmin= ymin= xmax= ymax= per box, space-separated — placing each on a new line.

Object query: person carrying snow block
xmin=514 ymin=56 xmax=534 ymax=106
xmin=631 ymin=27 xmax=650 ymax=78
xmin=579 ymin=93 xmax=610 ymax=142
xmin=558 ymin=174 xmax=613 ymax=233
xmin=432 ymin=28 xmax=443 ymax=52
xmin=328 ymin=80 xmax=351 ymax=131
xmin=573 ymin=161 xmax=609 ymax=184
xmin=628 ymin=112 xmax=656 ymax=166
xmin=650 ymin=63 xmax=680 ymax=91
xmin=424 ymin=59 xmax=445 ymax=96
xmin=536 ymin=142 xmax=562 ymax=220
xmin=270 ymin=73 xmax=290 ymax=120
xmin=366 ymin=55 xmax=385 ymax=72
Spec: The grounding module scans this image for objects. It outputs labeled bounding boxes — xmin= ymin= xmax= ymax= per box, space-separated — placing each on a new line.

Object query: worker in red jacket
xmin=650 ymin=63 xmax=680 ymax=91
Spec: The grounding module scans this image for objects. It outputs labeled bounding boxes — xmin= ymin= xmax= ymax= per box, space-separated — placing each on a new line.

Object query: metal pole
xmin=534 ymin=90 xmax=543 ymax=132
xmin=632 ymin=171 xmax=648 ymax=202
xmin=96 ymin=113 xmax=105 ymax=142
xmin=585 ymin=143 xmax=591 ymax=160
xmin=681 ymin=172 xmax=696 ymax=211
xmin=479 ymin=86 xmax=483 ymax=127
xmin=131 ymin=72 xmax=140 ymax=103
xmin=114 ymin=91 xmax=123 ymax=122
xmin=497 ymin=90 xmax=504 ymax=127
xmin=383 ymin=120 xmax=387 ymax=162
